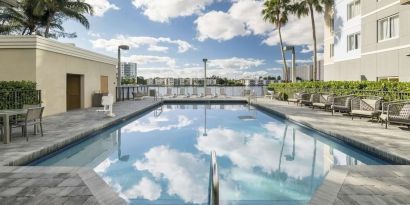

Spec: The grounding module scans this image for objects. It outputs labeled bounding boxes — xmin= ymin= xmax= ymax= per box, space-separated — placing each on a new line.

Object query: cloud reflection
xmin=122 ymin=115 xmax=192 ymax=133
xmin=124 ymin=177 xmax=162 ymax=201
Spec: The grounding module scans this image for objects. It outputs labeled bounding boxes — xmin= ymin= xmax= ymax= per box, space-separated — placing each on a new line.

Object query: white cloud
xmin=122 ymin=115 xmax=192 ymax=133
xmin=209 ymin=57 xmax=264 ymax=70
xmin=275 ymin=59 xmax=313 ymax=64
xmin=195 ymin=0 xmax=272 ymax=41
xmin=195 ymin=11 xmax=249 ymax=41
xmin=124 ymin=177 xmax=162 ymax=201
xmin=132 ymin=0 xmax=213 ymax=23
xmin=90 ymin=36 xmax=194 ymax=53
xmin=263 ymin=14 xmax=325 ymax=50
xmin=94 ymin=158 xmax=118 ymax=174
xmin=85 ymin=0 xmax=119 ymax=17
xmin=134 ymin=146 xmax=208 ymax=204
xmin=123 ymin=55 xmax=177 ymax=67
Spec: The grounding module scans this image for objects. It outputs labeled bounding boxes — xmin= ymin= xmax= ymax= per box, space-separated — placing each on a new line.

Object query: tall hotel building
xmin=324 ymin=0 xmax=410 ymax=82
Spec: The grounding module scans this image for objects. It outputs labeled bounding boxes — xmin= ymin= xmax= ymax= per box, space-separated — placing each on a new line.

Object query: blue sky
xmin=60 ymin=0 xmax=324 ymax=79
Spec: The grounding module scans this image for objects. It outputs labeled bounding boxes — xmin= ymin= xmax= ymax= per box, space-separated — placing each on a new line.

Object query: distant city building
xmin=121 ymin=62 xmax=137 ymax=79
xmin=323 ymin=1 xmax=410 ymax=82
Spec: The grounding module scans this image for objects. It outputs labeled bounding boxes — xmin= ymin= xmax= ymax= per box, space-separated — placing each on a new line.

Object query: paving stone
xmin=58 ymin=177 xmax=85 ymax=187
xmin=0 ymin=187 xmax=25 ymax=196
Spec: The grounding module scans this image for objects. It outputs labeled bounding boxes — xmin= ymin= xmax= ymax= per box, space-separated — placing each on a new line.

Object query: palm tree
xmin=292 ymin=0 xmax=333 ymax=81
xmin=0 ymin=0 xmax=43 ymax=35
xmin=262 ymin=0 xmax=292 ymax=82
xmin=34 ymin=0 xmax=93 ymax=37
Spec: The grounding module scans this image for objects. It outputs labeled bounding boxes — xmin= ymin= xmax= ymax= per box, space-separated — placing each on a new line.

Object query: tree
xmin=292 ymin=0 xmax=333 ymax=81
xmin=33 ymin=0 xmax=93 ymax=37
xmin=0 ymin=0 xmax=43 ymax=35
xmin=262 ymin=0 xmax=292 ymax=82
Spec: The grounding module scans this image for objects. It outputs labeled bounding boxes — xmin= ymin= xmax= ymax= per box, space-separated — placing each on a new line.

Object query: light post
xmin=117 ymin=45 xmax=130 ymax=87
xmin=283 ymin=46 xmax=296 ymax=83
xmin=203 ymin=58 xmax=208 ymax=96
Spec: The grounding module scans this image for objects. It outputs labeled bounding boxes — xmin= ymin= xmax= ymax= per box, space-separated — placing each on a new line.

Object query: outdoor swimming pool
xmin=35 ymin=103 xmax=387 ymax=205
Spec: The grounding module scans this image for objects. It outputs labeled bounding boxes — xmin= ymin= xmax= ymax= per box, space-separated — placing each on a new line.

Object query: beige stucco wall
xmin=0 ymin=36 xmax=117 ymax=116
xmin=36 ymin=49 xmax=116 ymax=116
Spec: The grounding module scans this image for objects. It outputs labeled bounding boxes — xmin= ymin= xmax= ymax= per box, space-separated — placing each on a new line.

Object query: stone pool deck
xmin=0 ymin=166 xmax=125 ymax=205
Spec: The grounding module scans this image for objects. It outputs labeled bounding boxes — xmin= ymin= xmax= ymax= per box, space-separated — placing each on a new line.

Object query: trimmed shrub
xmin=0 ymin=81 xmax=39 ymax=109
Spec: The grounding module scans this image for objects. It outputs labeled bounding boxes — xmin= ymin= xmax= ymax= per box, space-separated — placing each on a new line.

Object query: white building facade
xmin=121 ymin=62 xmax=137 ymax=79
xmin=324 ymin=0 xmax=410 ymax=82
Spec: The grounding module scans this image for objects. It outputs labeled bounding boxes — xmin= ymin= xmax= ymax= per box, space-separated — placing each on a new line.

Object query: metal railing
xmin=0 ymin=90 xmax=41 ymax=110
xmin=116 ymin=86 xmax=150 ymax=101
xmin=208 ymin=151 xmax=219 ymax=205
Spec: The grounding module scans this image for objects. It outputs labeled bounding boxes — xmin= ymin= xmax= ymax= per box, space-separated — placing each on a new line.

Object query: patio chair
xmin=11 ymin=107 xmax=44 ymax=141
xmin=299 ymin=93 xmax=313 ymax=106
xmin=350 ymin=96 xmax=382 ymax=120
xmin=165 ymin=88 xmax=176 ymax=98
xmin=380 ymin=101 xmax=410 ymax=129
xmin=192 ymin=87 xmax=198 ymax=97
xmin=179 ymin=87 xmax=188 ymax=98
xmin=205 ymin=88 xmax=212 ymax=97
xmin=132 ymin=92 xmax=144 ymax=101
xmin=312 ymin=94 xmax=334 ymax=111
xmin=331 ymin=95 xmax=353 ymax=115
xmin=97 ymin=94 xmax=115 ymax=117
xmin=288 ymin=93 xmax=302 ymax=105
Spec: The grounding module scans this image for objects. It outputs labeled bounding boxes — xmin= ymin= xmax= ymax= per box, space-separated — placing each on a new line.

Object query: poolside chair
xmin=220 ymin=88 xmax=227 ymax=97
xmin=311 ymin=94 xmax=334 ymax=111
xmin=350 ymin=96 xmax=382 ymax=120
xmin=205 ymin=88 xmax=212 ymax=97
xmin=97 ymin=94 xmax=115 ymax=117
xmin=331 ymin=95 xmax=353 ymax=115
xmin=299 ymin=93 xmax=313 ymax=106
xmin=132 ymin=92 xmax=144 ymax=101
xmin=179 ymin=87 xmax=188 ymax=98
xmin=165 ymin=88 xmax=176 ymax=98
xmin=287 ymin=93 xmax=302 ymax=105
xmin=192 ymin=87 xmax=198 ymax=97
xmin=11 ymin=107 xmax=44 ymax=141
xmin=380 ymin=101 xmax=410 ymax=129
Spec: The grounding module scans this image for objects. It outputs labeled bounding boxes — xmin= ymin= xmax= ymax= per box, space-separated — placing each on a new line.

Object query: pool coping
xmin=254 ymin=103 xmax=409 ymax=165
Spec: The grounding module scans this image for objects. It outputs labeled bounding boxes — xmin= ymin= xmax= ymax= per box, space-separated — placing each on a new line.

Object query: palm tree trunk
xmin=309 ymin=3 xmax=318 ymax=81
xmin=44 ymin=14 xmax=53 ymax=38
xmin=278 ymin=24 xmax=289 ymax=82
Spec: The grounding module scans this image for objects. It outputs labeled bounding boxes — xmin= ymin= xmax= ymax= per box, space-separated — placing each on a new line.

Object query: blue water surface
xmin=35 ymin=104 xmax=387 ymax=205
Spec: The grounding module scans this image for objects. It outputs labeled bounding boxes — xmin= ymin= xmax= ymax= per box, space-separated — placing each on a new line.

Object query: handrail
xmin=208 ymin=151 xmax=219 ymax=205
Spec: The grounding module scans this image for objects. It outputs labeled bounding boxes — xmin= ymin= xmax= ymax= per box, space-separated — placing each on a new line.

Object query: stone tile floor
xmin=0 ymin=166 xmax=125 ymax=205
xmin=311 ymin=166 xmax=410 ymax=205
xmin=256 ymin=98 xmax=410 ymax=164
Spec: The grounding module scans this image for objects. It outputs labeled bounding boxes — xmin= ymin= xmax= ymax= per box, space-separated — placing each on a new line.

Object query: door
xmin=67 ymin=74 xmax=82 ymax=110
xmin=100 ymin=75 xmax=109 ymax=94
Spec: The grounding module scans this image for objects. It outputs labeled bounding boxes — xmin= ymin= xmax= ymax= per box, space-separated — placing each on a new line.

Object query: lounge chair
xmin=192 ymin=87 xmax=198 ymax=97
xmin=205 ymin=88 xmax=212 ymax=97
xmin=11 ymin=107 xmax=44 ymax=141
xmin=331 ymin=95 xmax=353 ymax=115
xmin=220 ymin=88 xmax=227 ymax=97
xmin=132 ymin=92 xmax=144 ymax=101
xmin=288 ymin=93 xmax=302 ymax=105
xmin=350 ymin=96 xmax=382 ymax=120
xmin=380 ymin=101 xmax=410 ymax=129
xmin=311 ymin=94 xmax=334 ymax=111
xmin=179 ymin=87 xmax=189 ymax=98
xmin=299 ymin=93 xmax=313 ymax=106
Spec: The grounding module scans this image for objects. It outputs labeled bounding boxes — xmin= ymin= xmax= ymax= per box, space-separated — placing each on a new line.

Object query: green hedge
xmin=268 ymin=81 xmax=410 ymax=101
xmin=0 ymin=81 xmax=39 ymax=110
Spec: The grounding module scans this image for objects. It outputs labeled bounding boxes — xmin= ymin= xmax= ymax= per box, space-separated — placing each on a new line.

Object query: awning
xmin=0 ymin=0 xmax=18 ymax=7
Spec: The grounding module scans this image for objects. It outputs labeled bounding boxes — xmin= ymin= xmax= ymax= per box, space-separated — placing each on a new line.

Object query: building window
xmin=347 ymin=33 xmax=360 ymax=51
xmin=347 ymin=0 xmax=360 ymax=20
xmin=330 ymin=43 xmax=334 ymax=58
xmin=378 ymin=14 xmax=399 ymax=42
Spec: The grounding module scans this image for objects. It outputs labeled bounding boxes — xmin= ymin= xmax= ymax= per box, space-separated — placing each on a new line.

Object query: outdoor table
xmin=0 ymin=109 xmax=27 ymax=144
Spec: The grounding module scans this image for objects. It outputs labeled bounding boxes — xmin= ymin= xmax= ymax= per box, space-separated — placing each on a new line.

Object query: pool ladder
xmin=208 ymin=151 xmax=219 ymax=205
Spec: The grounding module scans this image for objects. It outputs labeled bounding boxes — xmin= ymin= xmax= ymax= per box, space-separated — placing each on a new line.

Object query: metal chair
xmin=331 ymin=95 xmax=353 ymax=115
xmin=11 ymin=107 xmax=44 ymax=141
xmin=380 ymin=101 xmax=410 ymax=129
xmin=350 ymin=96 xmax=382 ymax=120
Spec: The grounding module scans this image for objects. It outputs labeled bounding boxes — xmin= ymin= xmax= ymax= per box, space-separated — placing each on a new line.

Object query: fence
xmin=116 ymin=86 xmax=268 ymax=101
xmin=0 ymin=90 xmax=42 ymax=110
xmin=275 ymin=87 xmax=410 ymax=101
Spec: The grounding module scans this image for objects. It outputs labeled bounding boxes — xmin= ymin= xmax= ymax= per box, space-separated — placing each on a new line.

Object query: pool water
xmin=35 ymin=104 xmax=386 ymax=205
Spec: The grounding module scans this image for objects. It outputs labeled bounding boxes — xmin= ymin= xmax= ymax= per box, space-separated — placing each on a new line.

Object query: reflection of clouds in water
xmin=134 ymin=146 xmax=208 ymax=204
xmin=124 ymin=177 xmax=162 ymax=201
xmin=196 ymin=127 xmax=323 ymax=179
xmin=262 ymin=122 xmax=286 ymax=139
xmin=196 ymin=127 xmax=281 ymax=173
xmin=94 ymin=158 xmax=117 ymax=174
xmin=122 ymin=115 xmax=192 ymax=133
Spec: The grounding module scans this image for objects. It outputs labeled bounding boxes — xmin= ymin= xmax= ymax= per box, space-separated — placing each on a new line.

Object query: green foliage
xmin=268 ymin=81 xmax=410 ymax=101
xmin=0 ymin=81 xmax=40 ymax=110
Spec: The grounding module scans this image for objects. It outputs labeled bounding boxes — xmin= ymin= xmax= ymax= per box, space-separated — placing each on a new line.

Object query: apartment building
xmin=324 ymin=0 xmax=410 ymax=82
xmin=121 ymin=62 xmax=137 ymax=79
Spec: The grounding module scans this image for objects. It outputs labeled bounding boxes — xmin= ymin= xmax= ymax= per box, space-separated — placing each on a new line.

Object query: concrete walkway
xmin=0 ymin=99 xmax=161 ymax=166
xmin=0 ymin=166 xmax=125 ymax=205
xmin=255 ymin=98 xmax=410 ymax=164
